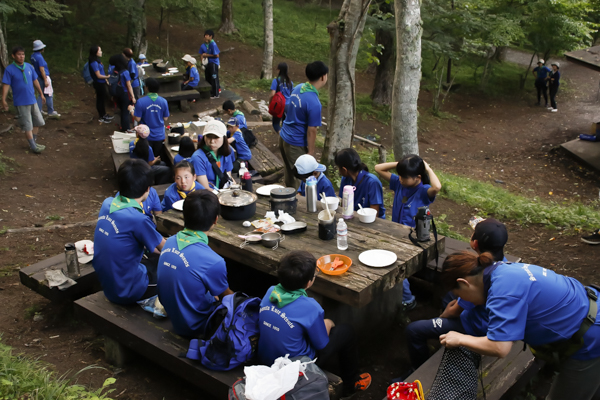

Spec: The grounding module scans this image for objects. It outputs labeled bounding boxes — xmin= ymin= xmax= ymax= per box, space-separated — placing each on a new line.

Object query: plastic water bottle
xmin=238 ymin=162 xmax=248 ymax=178
xmin=337 ymin=218 xmax=348 ymax=250
xmin=306 ymin=176 xmax=318 ymax=213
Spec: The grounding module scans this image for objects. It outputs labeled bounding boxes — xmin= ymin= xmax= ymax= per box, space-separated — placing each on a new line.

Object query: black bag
xmin=240 ymin=127 xmax=258 ymax=148
xmin=427 ymin=347 xmax=481 ymax=400
xmin=203 ymin=147 xmax=231 ymax=189
xmin=108 ymin=71 xmax=122 ymax=97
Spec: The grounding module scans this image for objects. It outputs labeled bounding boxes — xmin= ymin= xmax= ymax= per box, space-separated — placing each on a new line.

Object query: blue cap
xmin=226 ymin=117 xmax=239 ymax=126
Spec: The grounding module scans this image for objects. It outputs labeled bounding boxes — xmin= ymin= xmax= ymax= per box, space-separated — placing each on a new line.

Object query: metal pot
xmin=269 ymin=187 xmax=298 ymax=215
xmin=155 ymin=62 xmax=168 ymax=73
xmin=218 ymin=189 xmax=257 ymax=220
xmin=261 ymin=232 xmax=285 ymax=250
xmin=168 ymin=133 xmax=181 ymax=144
xmin=152 ymin=59 xmax=163 ymax=67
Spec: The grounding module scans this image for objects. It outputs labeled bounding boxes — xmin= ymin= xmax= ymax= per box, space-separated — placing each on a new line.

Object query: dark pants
xmin=272 ymin=113 xmax=286 ymax=134
xmin=152 ymin=164 xmax=172 ymax=185
xmin=132 ymin=85 xmax=141 ymax=100
xmin=181 ymin=83 xmax=195 ymax=91
xmin=535 ymin=80 xmax=548 ymax=105
xmin=93 ymin=81 xmax=108 ymax=118
xmin=205 ymin=63 xmax=220 ymax=97
xmin=405 ymin=317 xmax=465 ymax=369
xmin=550 ymin=85 xmax=559 ymax=109
xmin=148 ymin=139 xmax=167 ymax=164
xmin=140 ymin=253 xmax=160 ymax=300
xmin=316 ymin=324 xmax=359 ymax=393
xmin=117 ymin=91 xmax=131 ymax=130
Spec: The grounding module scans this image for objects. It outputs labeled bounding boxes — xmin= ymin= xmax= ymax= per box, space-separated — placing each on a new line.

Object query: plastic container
xmin=110 ymin=131 xmax=136 ymax=154
xmin=64 ymin=243 xmax=80 ymax=278
xmin=316 ymin=254 xmax=352 ymax=276
xmin=306 ymin=176 xmax=318 ymax=213
xmin=342 ymin=186 xmax=355 ymax=219
xmin=241 ymin=172 xmax=253 ymax=192
xmin=319 ymin=196 xmax=340 ymax=211
xmin=357 ymin=207 xmax=377 ymax=223
xmin=337 ymin=218 xmax=348 ymax=250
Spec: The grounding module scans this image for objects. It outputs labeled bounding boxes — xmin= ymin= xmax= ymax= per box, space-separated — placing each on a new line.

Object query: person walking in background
xmin=269 ymin=62 xmax=293 ymax=134
xmin=123 ymin=48 xmax=141 ymax=100
xmin=88 ymin=45 xmax=114 ymax=124
xmin=2 ymin=46 xmax=46 ymax=154
xmin=532 ymin=59 xmax=551 ymax=107
xmin=199 ymin=29 xmax=220 ymax=99
xmin=547 ymin=62 xmax=560 ymax=113
xmin=30 ymin=40 xmax=60 ymax=118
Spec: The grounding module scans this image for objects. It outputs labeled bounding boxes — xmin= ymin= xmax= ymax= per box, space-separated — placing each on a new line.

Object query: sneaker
xmin=547 ymin=107 xmax=554 ymax=110
xmin=41 ymin=110 xmax=48 ymax=115
xmin=210 ymin=95 xmax=220 ymax=99
xmin=551 ymin=109 xmax=558 ymax=113
xmin=103 ymin=114 xmax=114 ymax=120
xmin=354 ymin=373 xmax=372 ymax=392
xmin=402 ymin=299 xmax=418 ymax=312
xmin=126 ymin=129 xmax=136 ymax=134
xmin=48 ymin=111 xmax=61 ymax=119
xmin=581 ymin=229 xmax=600 ymax=245
xmin=99 ymin=118 xmax=111 ymax=124
xmin=31 ymin=144 xmax=45 ymax=154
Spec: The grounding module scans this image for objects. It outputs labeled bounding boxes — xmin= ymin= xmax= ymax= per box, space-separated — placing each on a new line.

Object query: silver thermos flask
xmin=64 ymin=243 xmax=80 ymax=278
xmin=306 ymin=176 xmax=318 ymax=213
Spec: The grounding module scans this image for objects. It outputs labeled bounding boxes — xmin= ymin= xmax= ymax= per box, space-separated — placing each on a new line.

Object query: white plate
xmin=171 ymin=146 xmax=179 ymax=152
xmin=256 ymin=184 xmax=285 ymax=196
xmin=75 ymin=240 xmax=94 ymax=264
xmin=172 ymin=199 xmax=184 ymax=211
xmin=358 ymin=249 xmax=398 ymax=268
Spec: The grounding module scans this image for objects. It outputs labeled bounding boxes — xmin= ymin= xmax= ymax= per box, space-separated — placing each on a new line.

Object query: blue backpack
xmin=186 ymin=292 xmax=260 ymax=371
xmin=82 ymin=62 xmax=94 ymax=85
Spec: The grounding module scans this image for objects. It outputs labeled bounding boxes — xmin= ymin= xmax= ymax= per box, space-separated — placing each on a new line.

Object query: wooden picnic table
xmin=143 ymin=66 xmax=185 ymax=94
xmin=155 ymin=189 xmax=444 ymax=309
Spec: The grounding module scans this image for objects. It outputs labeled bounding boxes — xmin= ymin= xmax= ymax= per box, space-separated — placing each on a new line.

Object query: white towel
xmin=43 ymin=76 xmax=53 ymax=97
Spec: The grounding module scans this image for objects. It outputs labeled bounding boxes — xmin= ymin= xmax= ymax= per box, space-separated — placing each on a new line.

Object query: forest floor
xmin=1 ymin=17 xmax=600 ymax=400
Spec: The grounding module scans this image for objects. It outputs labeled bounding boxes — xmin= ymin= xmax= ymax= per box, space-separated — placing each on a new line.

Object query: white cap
xmin=538 ymin=59 xmax=544 ymax=64
xmin=203 ymin=120 xmax=227 ymax=138
xmin=294 ymin=154 xmax=327 ymax=175
xmin=182 ymin=54 xmax=196 ymax=64
xmin=139 ymin=53 xmax=147 ymax=60
xmin=33 ymin=40 xmax=46 ymax=51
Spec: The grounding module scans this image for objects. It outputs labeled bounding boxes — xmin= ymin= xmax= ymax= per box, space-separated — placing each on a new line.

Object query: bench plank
xmin=249 ymin=141 xmax=284 ymax=177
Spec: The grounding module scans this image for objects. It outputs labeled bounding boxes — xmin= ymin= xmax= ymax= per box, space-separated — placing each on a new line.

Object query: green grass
xmin=0 ymin=152 xmax=16 ymax=175
xmin=46 ymin=215 xmax=64 ymax=221
xmin=24 ymin=305 xmax=41 ymax=320
xmin=241 ymin=78 xmax=273 ymax=92
xmin=356 ymin=94 xmax=392 ymax=124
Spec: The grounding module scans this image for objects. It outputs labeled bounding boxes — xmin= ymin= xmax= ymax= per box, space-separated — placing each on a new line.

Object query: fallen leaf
xmin=25 ymin=195 xmax=35 ymax=198
xmin=549 ymin=237 xmax=556 ymax=241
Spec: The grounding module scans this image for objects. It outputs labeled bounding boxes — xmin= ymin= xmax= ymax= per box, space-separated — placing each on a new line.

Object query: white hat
xmin=182 ymin=54 xmax=195 ymax=64
xmin=551 ymin=61 xmax=560 ymax=68
xmin=33 ymin=40 xmax=46 ymax=51
xmin=538 ymin=59 xmax=544 ymax=64
xmin=139 ymin=54 xmax=147 ymax=60
xmin=203 ymin=120 xmax=227 ymax=138
xmin=295 ymin=154 xmax=327 ymax=175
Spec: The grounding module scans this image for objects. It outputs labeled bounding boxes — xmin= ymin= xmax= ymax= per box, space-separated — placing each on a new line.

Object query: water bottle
xmin=306 ymin=176 xmax=318 ymax=213
xmin=238 ymin=162 xmax=248 ymax=178
xmin=64 ymin=243 xmax=80 ymax=278
xmin=342 ymin=185 xmax=355 ymax=219
xmin=337 ymin=218 xmax=348 ymax=250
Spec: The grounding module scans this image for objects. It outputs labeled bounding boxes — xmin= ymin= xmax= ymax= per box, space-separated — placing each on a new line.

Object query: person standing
xmin=30 ymin=40 xmax=60 ymax=118
xmin=199 ymin=29 xmax=220 ymax=99
xmin=279 ymin=61 xmax=328 ymax=188
xmin=532 ymin=59 xmax=551 ymax=107
xmin=547 ymin=62 xmax=560 ymax=113
xmin=109 ymin=54 xmax=136 ymax=132
xmin=88 ymin=45 xmax=114 ymax=124
xmin=269 ymin=62 xmax=293 ymax=134
xmin=123 ymin=48 xmax=141 ymax=100
xmin=133 ymin=78 xmax=169 ymax=159
xmin=2 ymin=46 xmax=46 ymax=154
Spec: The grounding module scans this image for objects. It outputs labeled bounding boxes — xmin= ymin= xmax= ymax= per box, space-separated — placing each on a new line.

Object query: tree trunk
xmin=219 ymin=0 xmax=238 ymax=34
xmin=392 ymin=0 xmax=422 ymax=159
xmin=370 ymin=25 xmax=394 ymax=105
xmin=321 ymin=0 xmax=372 ymax=168
xmin=129 ymin=0 xmax=147 ymax=56
xmin=0 ymin=17 xmax=9 ymax=76
xmin=260 ymin=0 xmax=274 ymax=80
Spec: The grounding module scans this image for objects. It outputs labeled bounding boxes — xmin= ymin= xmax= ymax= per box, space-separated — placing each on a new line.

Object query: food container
xmin=155 ymin=62 xmax=168 ymax=73
xmin=319 ymin=196 xmax=340 ymax=211
xmin=261 ymin=232 xmax=285 ymax=250
xmin=152 ymin=59 xmax=164 ymax=67
xmin=269 ymin=187 xmax=297 ymax=215
xmin=357 ymin=207 xmax=377 ymax=223
xmin=316 ymin=254 xmax=352 ymax=276
xmin=239 ymin=232 xmax=262 ymax=248
xmin=168 ymin=132 xmax=181 ymax=144
xmin=170 ymin=126 xmax=185 ymax=135
xmin=218 ymin=189 xmax=257 ymax=220
xmin=318 ymin=210 xmax=336 ymax=240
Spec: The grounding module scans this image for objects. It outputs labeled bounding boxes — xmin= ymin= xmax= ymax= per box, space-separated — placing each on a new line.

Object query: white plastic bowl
xmin=319 ymin=196 xmax=340 ymax=211
xmin=357 ymin=207 xmax=377 ymax=223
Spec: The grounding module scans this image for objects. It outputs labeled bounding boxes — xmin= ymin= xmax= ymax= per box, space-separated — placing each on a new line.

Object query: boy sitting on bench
xmin=257 ymin=250 xmax=372 ymax=396
xmin=157 ymin=190 xmax=233 ymax=337
xmin=93 ymin=159 xmax=166 ymax=305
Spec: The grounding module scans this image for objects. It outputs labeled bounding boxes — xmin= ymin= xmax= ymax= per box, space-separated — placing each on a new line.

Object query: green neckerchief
xmin=109 ymin=195 xmax=143 ymax=214
xmin=233 ymin=110 xmax=244 ymax=118
xmin=176 ymin=228 xmax=209 ymax=250
xmin=202 ymin=145 xmax=223 ymax=188
xmin=12 ymin=62 xmax=27 ymax=84
xmin=269 ymin=284 xmax=307 ymax=308
xmin=148 ymin=93 xmax=159 ymax=102
xmin=300 ymin=82 xmax=318 ymax=96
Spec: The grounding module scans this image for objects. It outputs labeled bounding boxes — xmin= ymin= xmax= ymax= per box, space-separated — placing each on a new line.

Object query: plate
xmin=172 ymin=199 xmax=184 ymax=211
xmin=171 ymin=146 xmax=179 ymax=152
xmin=358 ymin=249 xmax=398 ymax=268
xmin=75 ymin=240 xmax=94 ymax=264
xmin=256 ymin=184 xmax=284 ymax=196
xmin=280 ymin=221 xmax=307 ymax=234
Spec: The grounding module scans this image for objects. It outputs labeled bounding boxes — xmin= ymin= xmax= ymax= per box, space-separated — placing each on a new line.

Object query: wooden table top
xmin=144 ymin=66 xmax=184 ymax=83
xmin=155 ymin=190 xmax=445 ymax=307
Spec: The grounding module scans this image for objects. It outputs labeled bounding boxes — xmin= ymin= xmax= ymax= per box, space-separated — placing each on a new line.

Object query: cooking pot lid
xmin=219 ymin=189 xmax=257 ymax=207
xmin=270 ymin=187 xmax=296 ymax=199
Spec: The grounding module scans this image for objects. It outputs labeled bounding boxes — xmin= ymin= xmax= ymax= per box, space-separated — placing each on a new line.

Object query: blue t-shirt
xmin=116 ymin=188 xmax=161 ymax=220
xmin=485 ymin=263 xmax=600 ymax=360
xmin=280 ymin=85 xmax=322 ymax=147
xmin=92 ymin=197 xmax=163 ymax=304
xmin=134 ymin=95 xmax=170 ymax=141
xmin=257 ymin=286 xmax=330 ymax=365
xmin=129 ymin=140 xmax=155 ymax=163
xmin=390 ymin=175 xmax=434 ymax=228
xmin=533 ymin=65 xmax=551 ymax=82
xmin=161 ymin=181 xmax=205 ymax=212
xmin=270 ymin=78 xmax=294 ymax=101
xmin=128 ymin=58 xmax=140 ymax=88
xmin=199 ymin=41 xmax=220 ymax=65
xmin=2 ymin=63 xmax=38 ymax=107
xmin=31 ymin=52 xmax=49 ymax=77
xmin=298 ymin=173 xmax=335 ymax=197
xmin=339 ymin=170 xmax=386 ymax=218
xmin=190 ymin=148 xmax=233 ymax=187
xmin=232 ymin=111 xmax=248 ymax=130
xmin=157 ymin=236 xmax=229 ymax=336
xmin=119 ymin=70 xmax=132 ymax=93
xmin=186 ymin=66 xmax=200 ymax=87
xmin=174 ymin=154 xmax=191 ymax=164
xmin=90 ymin=61 xmax=106 ymax=83
xmin=232 ymin=129 xmax=252 ymax=160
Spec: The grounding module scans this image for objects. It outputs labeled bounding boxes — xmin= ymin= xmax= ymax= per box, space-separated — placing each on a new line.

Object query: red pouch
xmin=387 ymin=381 xmax=424 ymax=400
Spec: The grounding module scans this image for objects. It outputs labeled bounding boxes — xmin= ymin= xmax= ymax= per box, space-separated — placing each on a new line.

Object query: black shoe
xmin=402 ymin=299 xmax=417 ymax=312
xmin=582 ymin=229 xmax=600 ymax=245
xmin=103 ymin=114 xmax=115 ymax=120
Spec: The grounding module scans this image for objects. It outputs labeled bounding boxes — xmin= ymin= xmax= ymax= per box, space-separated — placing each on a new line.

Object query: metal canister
xmin=64 ymin=243 xmax=80 ymax=278
xmin=269 ymin=187 xmax=298 ymax=215
xmin=306 ymin=176 xmax=318 ymax=213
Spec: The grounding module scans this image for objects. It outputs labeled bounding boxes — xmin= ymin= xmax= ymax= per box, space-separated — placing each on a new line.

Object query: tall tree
xmin=261 ymin=0 xmax=274 ymax=79
xmin=219 ymin=0 xmax=237 ymax=34
xmin=115 ymin=0 xmax=148 ymax=56
xmin=322 ymin=0 xmax=372 ymax=167
xmin=369 ymin=0 xmax=395 ymax=105
xmin=392 ymin=0 xmax=422 ymax=158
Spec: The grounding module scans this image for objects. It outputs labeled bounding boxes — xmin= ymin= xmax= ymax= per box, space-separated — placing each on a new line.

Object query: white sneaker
xmin=41 ymin=110 xmax=48 ymax=115
xmin=547 ymin=107 xmax=553 ymax=110
xmin=48 ymin=111 xmax=61 ymax=118
xmin=551 ymin=109 xmax=558 ymax=113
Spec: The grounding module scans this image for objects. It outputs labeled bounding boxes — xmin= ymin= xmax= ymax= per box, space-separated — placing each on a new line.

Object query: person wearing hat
xmin=190 ymin=120 xmax=234 ymax=189
xmin=181 ymin=54 xmax=200 ymax=91
xmin=547 ymin=62 xmax=561 ymax=112
xmin=133 ymin=78 xmax=170 ymax=160
xmin=532 ymin=58 xmax=551 ymax=107
xmin=225 ymin=117 xmax=252 ymax=174
xmin=129 ymin=124 xmax=171 ymax=185
xmin=30 ymin=40 xmax=59 ymax=118
xmin=294 ymin=154 xmax=335 ymax=198
xmin=137 ymin=53 xmax=149 ymax=66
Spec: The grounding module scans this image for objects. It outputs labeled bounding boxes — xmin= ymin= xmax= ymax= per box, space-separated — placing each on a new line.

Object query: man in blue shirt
xmin=2 ymin=46 xmax=46 ymax=154
xmin=93 ymin=159 xmax=166 ymax=305
xmin=157 ymin=190 xmax=233 ymax=336
xmin=134 ymin=78 xmax=170 ymax=161
xmin=199 ymin=29 xmax=220 ymax=99
xmin=279 ymin=61 xmax=328 ymax=189
xmin=31 ymin=40 xmax=60 ymax=118
xmin=532 ymin=59 xmax=551 ymax=107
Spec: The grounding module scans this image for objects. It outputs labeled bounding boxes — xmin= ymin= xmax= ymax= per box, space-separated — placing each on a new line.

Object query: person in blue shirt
xmin=133 ymin=78 xmax=169 ymax=159
xmin=222 ymin=100 xmax=248 ymax=129
xmin=116 ymin=187 xmax=162 ymax=222
xmin=191 ymin=120 xmax=234 ymax=189
xmin=2 ymin=46 xmax=46 ymax=154
xmin=158 ymin=190 xmax=233 ymax=336
xmin=181 ymin=54 xmax=200 ymax=90
xmin=174 ymin=136 xmax=196 ymax=165
xmin=199 ymin=29 xmax=220 ymax=99
xmin=335 ymin=148 xmax=385 ymax=218
xmin=109 ymin=54 xmax=136 ymax=131
xmin=440 ymin=252 xmax=600 ymax=400
xmin=137 ymin=53 xmax=149 ymax=66
xmin=547 ymin=62 xmax=561 ymax=113
xmin=225 ymin=117 xmax=252 ymax=173
xmin=280 ymin=61 xmax=328 ymax=189
xmin=258 ymin=251 xmax=372 ymax=396
xmin=532 ymin=59 xmax=551 ymax=107
xmin=129 ymin=124 xmax=171 ymax=185
xmin=161 ymin=161 xmax=205 ymax=211
xmin=88 ymin=45 xmax=114 ymax=124
xmin=31 ymin=40 xmax=59 ymax=118
xmin=293 ymin=154 xmax=335 ymax=198
xmin=269 ymin=62 xmax=293 ymax=134
xmin=123 ymin=48 xmax=141 ymax=100
xmin=93 ymin=159 xmax=166 ymax=305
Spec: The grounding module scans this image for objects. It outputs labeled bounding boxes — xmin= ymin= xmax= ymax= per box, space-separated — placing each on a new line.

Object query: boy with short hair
xmin=222 ymin=100 xmax=247 ymax=129
xmin=294 ymin=154 xmax=335 ymax=197
xmin=226 ymin=117 xmax=252 ymax=173
xmin=181 ymin=54 xmax=200 ymax=90
xmin=93 ymin=159 xmax=166 ymax=305
xmin=157 ymin=190 xmax=233 ymax=337
xmin=31 ymin=40 xmax=59 ymax=118
xmin=134 ymin=77 xmax=170 ymax=159
xmin=199 ymin=29 xmax=220 ymax=99
xmin=258 ymin=250 xmax=371 ymax=396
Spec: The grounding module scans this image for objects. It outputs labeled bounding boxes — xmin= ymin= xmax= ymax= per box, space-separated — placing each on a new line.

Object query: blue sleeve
xmin=223 ymin=153 xmax=233 ymax=172
xmin=134 ymin=216 xmax=163 ymax=252
xmin=148 ymin=188 xmax=162 ymax=213
xmin=148 ymin=147 xmax=155 ymax=162
xmin=161 ymin=185 xmax=178 ymax=211
xmin=191 ymin=152 xmax=208 ymax=177
xmin=133 ymin=101 xmax=144 ymax=118
xmin=30 ymin=65 xmax=38 ymax=81
xmin=319 ymin=178 xmax=336 ymax=197
xmin=390 ymin=174 xmax=400 ymax=191
xmin=457 ymin=297 xmax=475 ymax=311
xmin=174 ymin=154 xmax=183 ymax=164
xmin=270 ymin=78 xmax=278 ymax=91
xmin=123 ymin=70 xmax=131 ymax=82
xmin=128 ymin=60 xmax=137 ymax=78
xmin=38 ymin=55 xmax=48 ymax=69
xmin=307 ymin=95 xmax=322 ymax=127
xmin=211 ymin=42 xmax=220 ymax=55
xmin=2 ymin=69 xmax=11 ymax=85
xmin=486 ymin=294 xmax=528 ymax=342
xmin=199 ymin=44 xmax=206 ymax=54
xmin=420 ymin=184 xmax=435 ymax=204
xmin=306 ymin=307 xmax=330 ymax=350
xmin=203 ymin=259 xmax=229 ymax=296
xmin=90 ymin=61 xmax=100 ymax=73
xmin=298 ymin=182 xmax=306 ymax=196
xmin=367 ymin=179 xmax=384 ymax=207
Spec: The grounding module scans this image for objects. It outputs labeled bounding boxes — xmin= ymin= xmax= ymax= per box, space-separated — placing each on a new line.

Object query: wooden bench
xmin=249 ymin=141 xmax=285 ymax=184
xmin=196 ymin=81 xmax=212 ymax=100
xmin=162 ymin=90 xmax=201 ymax=112
xmin=74 ymin=291 xmax=343 ymax=399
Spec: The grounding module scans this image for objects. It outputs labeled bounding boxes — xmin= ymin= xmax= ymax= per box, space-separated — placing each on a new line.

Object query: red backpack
xmin=268 ymin=79 xmax=286 ymax=118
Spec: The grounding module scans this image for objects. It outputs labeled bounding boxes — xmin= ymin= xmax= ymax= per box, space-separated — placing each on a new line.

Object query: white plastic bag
xmin=244 ymin=355 xmax=310 ymax=400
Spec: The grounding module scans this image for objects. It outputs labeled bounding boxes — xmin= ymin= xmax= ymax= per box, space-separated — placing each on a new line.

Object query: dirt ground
xmin=1 ymin=17 xmax=600 ymax=400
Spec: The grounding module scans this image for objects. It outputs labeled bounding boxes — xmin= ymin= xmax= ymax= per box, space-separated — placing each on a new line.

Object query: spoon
xmin=322 ymin=192 xmax=332 ymax=220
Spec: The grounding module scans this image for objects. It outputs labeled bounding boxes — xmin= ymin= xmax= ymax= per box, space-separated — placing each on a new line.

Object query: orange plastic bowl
xmin=316 ymin=254 xmax=352 ymax=276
